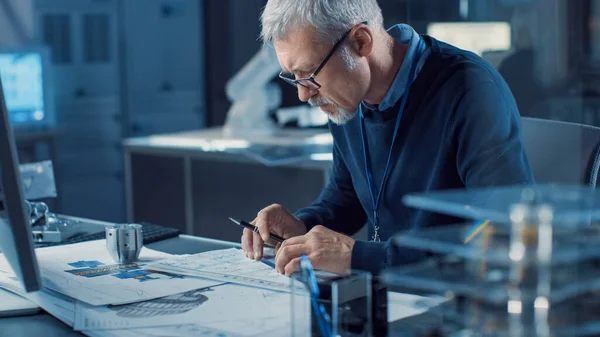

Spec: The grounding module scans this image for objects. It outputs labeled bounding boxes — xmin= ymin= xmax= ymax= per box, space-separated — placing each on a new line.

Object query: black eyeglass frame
xmin=278 ymin=21 xmax=368 ymax=90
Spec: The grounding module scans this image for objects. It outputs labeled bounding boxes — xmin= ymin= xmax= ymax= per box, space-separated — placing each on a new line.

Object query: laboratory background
xmin=0 ymin=0 xmax=594 ymax=242
xmin=4 ymin=0 xmax=600 ymax=336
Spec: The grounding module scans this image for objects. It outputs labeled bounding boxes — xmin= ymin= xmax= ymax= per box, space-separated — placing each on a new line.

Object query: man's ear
xmin=351 ymin=24 xmax=373 ymax=57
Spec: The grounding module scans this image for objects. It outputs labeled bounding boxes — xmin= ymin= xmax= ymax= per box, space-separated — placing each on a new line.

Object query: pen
xmin=228 ymin=217 xmax=285 ymax=243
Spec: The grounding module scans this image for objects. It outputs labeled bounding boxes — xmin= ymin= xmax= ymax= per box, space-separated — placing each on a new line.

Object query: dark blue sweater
xmin=295 ymin=36 xmax=535 ymax=275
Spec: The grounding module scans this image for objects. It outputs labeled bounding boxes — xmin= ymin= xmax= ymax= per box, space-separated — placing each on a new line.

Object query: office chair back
xmin=520 ymin=117 xmax=600 ymax=187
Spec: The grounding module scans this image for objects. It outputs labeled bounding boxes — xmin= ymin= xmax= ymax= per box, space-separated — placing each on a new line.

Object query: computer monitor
xmin=0 ymin=75 xmax=42 ymax=292
xmin=426 ymin=22 xmax=511 ymax=57
xmin=0 ymin=45 xmax=55 ymax=130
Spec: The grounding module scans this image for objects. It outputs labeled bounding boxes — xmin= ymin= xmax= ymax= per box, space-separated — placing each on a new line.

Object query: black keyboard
xmin=34 ymin=221 xmax=181 ymax=248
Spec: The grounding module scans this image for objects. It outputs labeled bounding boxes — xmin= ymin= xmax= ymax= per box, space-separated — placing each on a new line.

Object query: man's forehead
xmin=274 ymin=27 xmax=326 ymax=73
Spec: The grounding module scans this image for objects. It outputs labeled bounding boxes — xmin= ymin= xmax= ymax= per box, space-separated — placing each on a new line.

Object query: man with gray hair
xmin=241 ymin=0 xmax=534 ymax=276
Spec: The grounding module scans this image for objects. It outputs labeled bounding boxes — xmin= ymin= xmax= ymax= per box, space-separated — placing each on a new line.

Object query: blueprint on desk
xmin=75 ymin=283 xmax=293 ymax=334
xmin=0 ymin=243 xmax=448 ymax=337
xmin=0 ymin=240 xmax=221 ymax=306
xmin=147 ymin=248 xmax=295 ymax=292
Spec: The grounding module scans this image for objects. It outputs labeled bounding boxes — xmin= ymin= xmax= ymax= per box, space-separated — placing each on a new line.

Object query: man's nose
xmin=297 ymin=85 xmax=318 ymax=103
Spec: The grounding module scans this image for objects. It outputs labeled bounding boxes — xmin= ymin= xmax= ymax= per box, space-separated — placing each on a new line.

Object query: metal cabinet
xmin=122 ymin=0 xmax=203 ymax=93
xmin=36 ymin=0 xmax=120 ymax=98
xmin=33 ymin=0 xmax=205 ymax=222
xmin=122 ymin=0 xmax=205 ymax=137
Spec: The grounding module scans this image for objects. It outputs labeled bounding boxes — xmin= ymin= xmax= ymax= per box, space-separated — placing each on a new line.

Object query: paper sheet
xmin=83 ymin=324 xmax=289 ymax=337
xmin=0 ymin=240 xmax=222 ymax=306
xmin=0 ymin=287 xmax=39 ymax=313
xmin=75 ymin=283 xmax=293 ymax=336
xmin=0 ymin=275 xmax=76 ymax=327
xmin=148 ymin=248 xmax=294 ymax=292
xmin=30 ymin=288 xmax=77 ymax=326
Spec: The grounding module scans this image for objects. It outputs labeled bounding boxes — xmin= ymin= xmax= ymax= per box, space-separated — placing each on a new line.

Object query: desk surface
xmin=124 ymin=127 xmax=332 ymax=150
xmin=1 ymin=233 xmax=442 ymax=336
xmin=123 ymin=126 xmax=334 ymax=169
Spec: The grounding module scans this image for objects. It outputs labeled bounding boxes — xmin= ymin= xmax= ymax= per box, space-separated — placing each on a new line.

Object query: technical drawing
xmin=108 ymin=288 xmax=213 ymax=318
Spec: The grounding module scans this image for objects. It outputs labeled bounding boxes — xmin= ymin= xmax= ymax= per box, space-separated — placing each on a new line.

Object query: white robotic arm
xmin=225 ymin=43 xmax=281 ymax=102
xmin=223 ymin=44 xmax=282 ymax=133
xmin=223 ymin=43 xmax=327 ymax=134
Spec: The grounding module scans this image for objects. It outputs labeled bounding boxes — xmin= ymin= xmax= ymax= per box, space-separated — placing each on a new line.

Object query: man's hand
xmin=241 ymin=204 xmax=307 ymax=261
xmin=275 ymin=225 xmax=355 ymax=276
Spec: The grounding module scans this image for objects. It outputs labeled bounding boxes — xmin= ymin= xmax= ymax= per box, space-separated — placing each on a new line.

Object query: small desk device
xmin=0 ymin=74 xmax=43 ymax=316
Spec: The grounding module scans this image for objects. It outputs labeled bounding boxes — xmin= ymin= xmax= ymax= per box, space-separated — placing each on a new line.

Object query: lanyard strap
xmin=359 ymin=38 xmax=424 ymax=242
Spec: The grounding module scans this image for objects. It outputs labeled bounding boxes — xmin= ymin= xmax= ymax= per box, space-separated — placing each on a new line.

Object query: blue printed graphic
xmin=64 ymin=260 xmax=186 ymax=283
xmin=68 ymin=261 xmax=104 ymax=268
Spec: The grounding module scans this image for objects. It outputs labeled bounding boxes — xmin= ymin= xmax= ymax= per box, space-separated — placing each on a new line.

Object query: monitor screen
xmin=0 ymin=74 xmax=42 ymax=292
xmin=0 ymin=50 xmax=49 ymax=128
xmin=426 ymin=22 xmax=512 ymax=57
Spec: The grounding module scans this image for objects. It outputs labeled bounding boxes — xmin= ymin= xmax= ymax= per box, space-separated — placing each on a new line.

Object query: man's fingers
xmin=254 ymin=212 xmax=272 ymax=243
xmin=275 ymin=244 xmax=309 ymax=274
xmin=284 ymin=257 xmax=302 ymax=276
xmin=274 ymin=242 xmax=282 ymax=255
xmin=279 ymin=234 xmax=307 ymax=249
xmin=241 ymin=235 xmax=246 ymax=257
xmin=242 ymin=228 xmax=253 ymax=258
xmin=252 ymin=231 xmax=264 ymax=260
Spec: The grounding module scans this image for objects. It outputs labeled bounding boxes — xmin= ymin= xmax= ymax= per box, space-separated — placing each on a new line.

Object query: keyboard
xmin=34 ymin=221 xmax=181 ymax=248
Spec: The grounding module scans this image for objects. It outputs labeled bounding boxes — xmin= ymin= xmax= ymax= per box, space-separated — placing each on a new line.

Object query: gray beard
xmin=327 ymin=107 xmax=357 ymax=125
xmin=308 ymin=96 xmax=357 ymax=125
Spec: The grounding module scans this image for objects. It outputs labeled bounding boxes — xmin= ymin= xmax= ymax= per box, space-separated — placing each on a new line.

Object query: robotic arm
xmin=223 ymin=44 xmax=282 ymax=133
xmin=223 ymin=44 xmax=327 ymax=134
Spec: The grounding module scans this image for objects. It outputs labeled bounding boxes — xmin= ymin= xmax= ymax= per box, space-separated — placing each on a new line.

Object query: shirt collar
xmin=361 ymin=24 xmax=427 ymax=113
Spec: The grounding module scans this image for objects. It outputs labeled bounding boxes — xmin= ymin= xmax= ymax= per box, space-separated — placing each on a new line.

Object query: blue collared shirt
xmin=361 ymin=24 xmax=430 ymax=113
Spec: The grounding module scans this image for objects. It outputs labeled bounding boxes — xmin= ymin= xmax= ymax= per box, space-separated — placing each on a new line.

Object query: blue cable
xmin=300 ymin=255 xmax=333 ymax=337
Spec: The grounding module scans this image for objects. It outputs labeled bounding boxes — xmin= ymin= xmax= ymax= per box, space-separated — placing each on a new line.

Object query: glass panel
xmin=393 ymin=224 xmax=600 ymax=265
xmin=403 ymin=184 xmax=600 ymax=225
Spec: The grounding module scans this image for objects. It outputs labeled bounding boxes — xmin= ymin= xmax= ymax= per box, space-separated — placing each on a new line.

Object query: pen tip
xmin=228 ymin=217 xmax=240 ymax=225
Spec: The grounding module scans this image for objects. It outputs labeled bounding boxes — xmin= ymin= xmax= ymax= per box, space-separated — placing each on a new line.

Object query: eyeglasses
xmin=278 ymin=21 xmax=367 ymax=90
